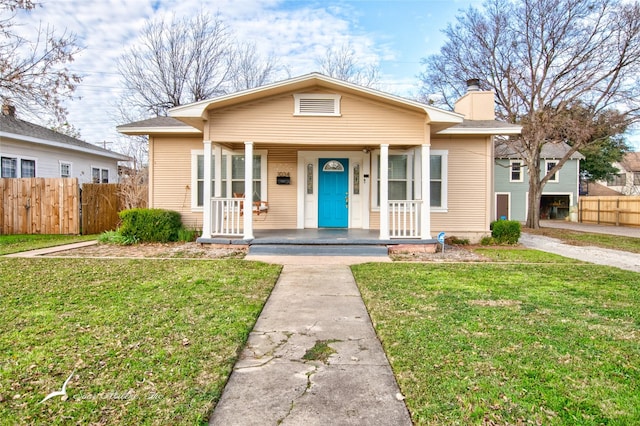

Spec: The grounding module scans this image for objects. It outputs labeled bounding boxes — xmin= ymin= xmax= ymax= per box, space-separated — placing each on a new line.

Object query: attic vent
xmin=294 ymin=94 xmax=341 ymax=116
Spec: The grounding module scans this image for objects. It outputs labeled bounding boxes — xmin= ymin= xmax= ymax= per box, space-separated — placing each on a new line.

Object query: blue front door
xmin=318 ymin=158 xmax=349 ymax=228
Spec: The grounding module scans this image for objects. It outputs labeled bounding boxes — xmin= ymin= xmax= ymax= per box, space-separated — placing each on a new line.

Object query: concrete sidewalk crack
xmin=276 ymin=365 xmax=318 ymax=425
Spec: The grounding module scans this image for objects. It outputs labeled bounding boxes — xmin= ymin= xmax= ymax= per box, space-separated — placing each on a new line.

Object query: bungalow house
xmin=0 ymin=105 xmax=130 ymax=183
xmin=118 ymin=73 xmax=520 ymax=243
xmin=494 ymin=140 xmax=584 ymax=221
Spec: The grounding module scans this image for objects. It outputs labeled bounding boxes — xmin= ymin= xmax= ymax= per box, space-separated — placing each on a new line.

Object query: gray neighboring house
xmin=494 ymin=140 xmax=584 ymax=221
xmin=0 ymin=105 xmax=129 ymax=183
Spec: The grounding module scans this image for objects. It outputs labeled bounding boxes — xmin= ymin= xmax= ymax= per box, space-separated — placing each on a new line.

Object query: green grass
xmin=353 ymin=262 xmax=640 ymax=425
xmin=0 ymin=234 xmax=97 ymax=255
xmin=526 ymin=227 xmax=640 ymax=253
xmin=0 ymin=258 xmax=281 ymax=425
xmin=474 ymin=247 xmax=585 ymax=263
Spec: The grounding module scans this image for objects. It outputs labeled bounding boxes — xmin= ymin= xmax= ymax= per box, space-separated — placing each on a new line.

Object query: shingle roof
xmin=118 ymin=116 xmax=193 ymax=129
xmin=495 ymin=140 xmax=585 ymax=160
xmin=0 ymin=114 xmax=129 ymax=160
xmin=620 ymin=152 xmax=640 ymax=172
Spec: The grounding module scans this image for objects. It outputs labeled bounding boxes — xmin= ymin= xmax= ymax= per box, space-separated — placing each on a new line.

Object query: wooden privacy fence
xmin=0 ymin=179 xmax=139 ymax=235
xmin=579 ymin=196 xmax=640 ymax=227
xmin=81 ymin=183 xmax=121 ymax=235
xmin=0 ymin=178 xmax=80 ymax=234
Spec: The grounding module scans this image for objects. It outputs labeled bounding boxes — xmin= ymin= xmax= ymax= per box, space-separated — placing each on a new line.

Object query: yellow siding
xmin=431 ymin=137 xmax=492 ymax=236
xmin=209 ymin=90 xmax=426 ymax=146
xmin=151 ymin=136 xmax=203 ymax=229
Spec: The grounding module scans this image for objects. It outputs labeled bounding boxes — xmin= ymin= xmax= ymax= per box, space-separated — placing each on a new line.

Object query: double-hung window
xmin=373 ymin=149 xmax=447 ymax=210
xmin=192 ymin=150 xmax=267 ymax=209
xmin=1 ymin=157 xmax=17 ymax=178
xmin=92 ymin=167 xmax=109 ymax=183
xmin=60 ymin=162 xmax=71 ymax=178
xmin=510 ymin=160 xmax=523 ymax=182
xmin=430 ymin=150 xmax=448 ymax=210
xmin=545 ymin=160 xmax=559 ymax=183
xmin=376 ymin=154 xmax=411 ymax=206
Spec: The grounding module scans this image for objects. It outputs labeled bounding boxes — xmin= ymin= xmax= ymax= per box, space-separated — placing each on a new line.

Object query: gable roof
xmin=495 ymin=140 xmax=585 ymax=160
xmin=116 ymin=116 xmax=202 ymax=136
xmin=1 ymin=114 xmax=130 ymax=161
xmin=167 ymin=72 xmax=465 ymax=132
xmin=620 ymin=152 xmax=640 ymax=172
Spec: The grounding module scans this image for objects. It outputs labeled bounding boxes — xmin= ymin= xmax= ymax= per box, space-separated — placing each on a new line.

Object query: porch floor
xmin=198 ymin=229 xmax=437 ymax=246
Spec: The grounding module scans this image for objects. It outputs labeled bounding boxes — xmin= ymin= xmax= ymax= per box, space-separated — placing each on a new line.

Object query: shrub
xmin=480 ymin=236 xmax=496 ymax=246
xmin=118 ymin=208 xmax=183 ymax=243
xmin=491 ymin=220 xmax=521 ymax=244
xmin=446 ymin=236 xmax=470 ymax=245
xmin=98 ymin=230 xmax=139 ymax=246
xmin=177 ymin=228 xmax=198 ymax=242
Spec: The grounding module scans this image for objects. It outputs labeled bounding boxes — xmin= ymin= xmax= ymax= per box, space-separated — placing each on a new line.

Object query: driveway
xmin=521 ymin=221 xmax=640 ymax=273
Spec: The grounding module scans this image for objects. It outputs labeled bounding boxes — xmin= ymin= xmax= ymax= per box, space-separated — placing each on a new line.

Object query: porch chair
xmin=233 ymin=193 xmax=269 ymax=216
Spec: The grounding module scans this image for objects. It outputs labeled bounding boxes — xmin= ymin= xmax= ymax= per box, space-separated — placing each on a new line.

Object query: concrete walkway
xmin=3 ymin=240 xmax=98 ymax=257
xmin=209 ymin=263 xmax=411 ymax=426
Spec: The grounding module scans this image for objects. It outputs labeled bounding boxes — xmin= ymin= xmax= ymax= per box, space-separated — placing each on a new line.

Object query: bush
xmin=97 ymin=230 xmax=139 ymax=246
xmin=177 ymin=228 xmax=198 ymax=242
xmin=446 ymin=236 xmax=470 ymax=245
xmin=480 ymin=236 xmax=496 ymax=246
xmin=118 ymin=208 xmax=183 ymax=243
xmin=491 ymin=220 xmax=521 ymax=244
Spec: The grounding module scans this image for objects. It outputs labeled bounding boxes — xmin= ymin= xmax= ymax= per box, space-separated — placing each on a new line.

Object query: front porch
xmin=197 ymin=228 xmax=437 ymax=246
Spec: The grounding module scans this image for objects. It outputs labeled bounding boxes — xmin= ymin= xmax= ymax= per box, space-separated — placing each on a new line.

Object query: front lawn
xmin=0 ymin=234 xmax=97 ymax=255
xmin=0 ymin=258 xmax=281 ymax=425
xmin=353 ymin=262 xmax=640 ymax=425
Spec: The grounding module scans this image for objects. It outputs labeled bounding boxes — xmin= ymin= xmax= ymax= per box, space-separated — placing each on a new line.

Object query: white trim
xmin=116 ymin=126 xmax=201 ymax=135
xmin=420 ymin=144 xmax=431 ymax=239
xmin=545 ymin=160 xmax=559 ymax=183
xmin=379 ymin=144 xmax=389 ymax=240
xmin=509 ymin=159 xmax=523 ymax=182
xmin=0 ymin=131 xmax=130 ymax=161
xmin=293 ymin=93 xmax=341 ymax=116
xmin=430 ymin=150 xmax=448 ymax=212
xmin=90 ymin=165 xmax=110 ymax=183
xmin=437 ymin=126 xmax=522 ymax=135
xmin=202 ymin=141 xmax=212 ymax=238
xmin=495 ymin=192 xmax=511 ymax=221
xmin=59 ymin=160 xmax=72 ymax=178
xmin=296 ymin=151 xmax=367 ymax=229
xmin=169 ymin=72 xmax=464 ymax=124
xmin=1 ymin=153 xmax=38 ymax=178
xmin=243 ymin=142 xmax=254 ymax=240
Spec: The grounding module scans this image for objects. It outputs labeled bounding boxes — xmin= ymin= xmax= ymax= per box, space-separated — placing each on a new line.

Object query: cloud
xmin=9 ymin=0 xmax=393 ymax=147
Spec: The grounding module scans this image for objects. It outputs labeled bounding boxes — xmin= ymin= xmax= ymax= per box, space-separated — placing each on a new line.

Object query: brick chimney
xmin=454 ymin=79 xmax=495 ymax=120
xmin=2 ymin=103 xmax=16 ymax=117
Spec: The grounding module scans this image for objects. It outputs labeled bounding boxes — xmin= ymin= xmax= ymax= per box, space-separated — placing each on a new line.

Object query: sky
xmin=13 ymin=0 xmax=639 ymax=152
xmin=11 ymin=0 xmax=483 ymax=152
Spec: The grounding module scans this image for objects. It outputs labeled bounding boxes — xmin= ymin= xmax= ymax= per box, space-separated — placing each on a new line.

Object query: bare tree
xmin=316 ymin=43 xmax=380 ymax=87
xmin=117 ymin=11 xmax=233 ymax=117
xmin=420 ymin=0 xmax=640 ymax=228
xmin=229 ymin=42 xmax=282 ymax=92
xmin=0 ymin=0 xmax=82 ymax=122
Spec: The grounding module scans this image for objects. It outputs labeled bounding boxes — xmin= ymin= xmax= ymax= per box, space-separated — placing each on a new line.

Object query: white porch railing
xmin=389 ymin=200 xmax=422 ymax=238
xmin=211 ymin=198 xmax=243 ymax=237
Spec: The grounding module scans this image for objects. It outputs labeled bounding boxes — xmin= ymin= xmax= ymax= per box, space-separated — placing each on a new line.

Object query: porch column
xmin=202 ymin=140 xmax=212 ymax=239
xmin=420 ymin=144 xmax=432 ymax=239
xmin=213 ymin=144 xmax=222 ymax=197
xmin=379 ymin=144 xmax=389 ymax=240
xmin=243 ymin=141 xmax=254 ymax=240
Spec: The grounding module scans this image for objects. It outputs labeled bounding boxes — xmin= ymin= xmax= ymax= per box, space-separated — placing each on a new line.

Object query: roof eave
xmin=0 ymin=131 xmax=131 ymax=161
xmin=437 ymin=127 xmax=523 ymax=135
xmin=116 ymin=125 xmax=202 ymax=136
xmin=169 ymin=73 xmax=465 ymax=125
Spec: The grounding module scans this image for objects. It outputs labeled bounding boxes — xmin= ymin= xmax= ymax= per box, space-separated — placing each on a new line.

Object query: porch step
xmin=247 ymin=244 xmax=389 ymax=257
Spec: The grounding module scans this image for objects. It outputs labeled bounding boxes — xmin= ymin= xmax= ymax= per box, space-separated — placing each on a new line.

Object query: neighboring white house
xmin=0 ymin=105 xmax=129 ymax=183
xmin=600 ymin=152 xmax=640 ymax=195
